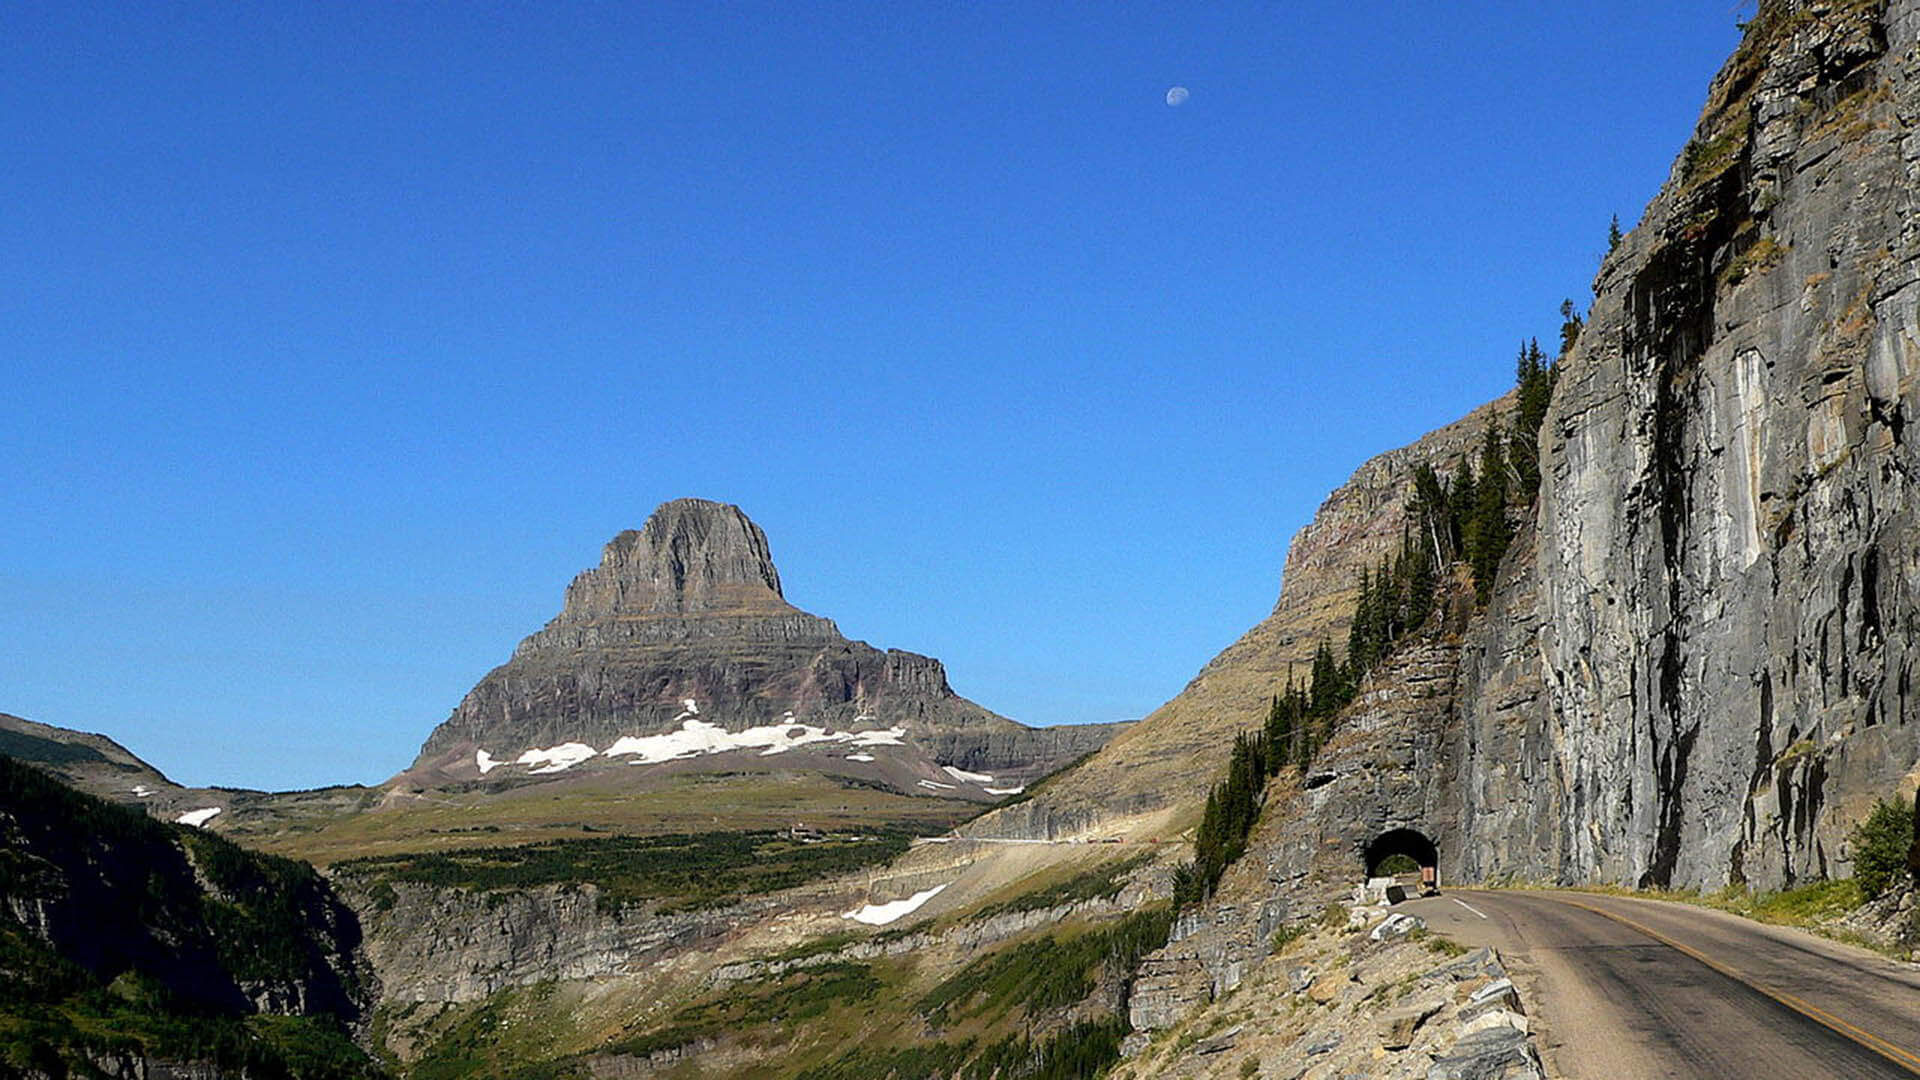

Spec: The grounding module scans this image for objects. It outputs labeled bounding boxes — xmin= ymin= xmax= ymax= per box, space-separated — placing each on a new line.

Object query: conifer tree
xmin=1558 ymin=301 xmax=1584 ymax=357
xmin=1608 ymin=214 xmax=1624 ymax=252
xmin=1467 ymin=417 xmax=1512 ymax=602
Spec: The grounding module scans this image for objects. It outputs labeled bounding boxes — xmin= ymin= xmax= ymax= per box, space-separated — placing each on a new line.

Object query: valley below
xmin=11 ymin=1 xmax=1920 ymax=1078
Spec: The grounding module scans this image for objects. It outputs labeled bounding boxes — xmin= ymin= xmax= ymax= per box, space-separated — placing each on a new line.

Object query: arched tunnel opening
xmin=1364 ymin=828 xmax=1440 ymax=894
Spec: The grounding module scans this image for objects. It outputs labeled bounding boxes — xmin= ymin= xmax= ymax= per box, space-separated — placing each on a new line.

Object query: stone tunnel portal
xmin=1364 ymin=828 xmax=1440 ymax=890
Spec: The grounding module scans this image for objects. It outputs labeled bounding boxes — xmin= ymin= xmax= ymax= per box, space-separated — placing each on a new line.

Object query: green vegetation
xmin=917 ymin=907 xmax=1173 ymax=1027
xmin=0 ymin=729 xmax=117 ymax=769
xmin=586 ymin=908 xmax=1165 ymax=1079
xmin=1849 ymin=794 xmax=1916 ymax=901
xmin=0 ymin=920 xmax=378 ymax=1080
xmin=1375 ymin=854 xmax=1420 ymax=875
xmin=1176 ymin=319 xmax=1568 ymax=909
xmin=603 ymin=963 xmax=882 ymax=1058
xmin=406 ymin=986 xmax=581 ymax=1080
xmin=796 ymin=1017 xmax=1128 ymax=1080
xmin=0 ymin=755 xmax=371 ymax=1077
xmin=1408 ymin=927 xmax=1467 ymax=958
xmin=968 ymin=854 xmax=1150 ymax=922
xmin=1607 ymin=214 xmax=1624 ymax=253
xmin=1174 ymin=731 xmax=1273 ymax=906
xmin=334 ymin=828 xmax=914 ymax=913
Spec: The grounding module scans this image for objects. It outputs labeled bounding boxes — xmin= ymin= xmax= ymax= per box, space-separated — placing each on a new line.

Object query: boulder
xmin=1425 ymin=1025 xmax=1544 ymax=1080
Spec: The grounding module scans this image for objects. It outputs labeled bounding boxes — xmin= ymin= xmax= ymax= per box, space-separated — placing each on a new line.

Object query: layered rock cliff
xmin=409 ymin=498 xmax=1121 ymax=786
xmin=986 ymin=0 xmax=1920 ymax=898
xmin=1521 ymin=0 xmax=1919 ymax=890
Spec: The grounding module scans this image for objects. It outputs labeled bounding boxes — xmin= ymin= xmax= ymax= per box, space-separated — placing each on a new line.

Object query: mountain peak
xmin=568 ymin=498 xmax=788 ymax=618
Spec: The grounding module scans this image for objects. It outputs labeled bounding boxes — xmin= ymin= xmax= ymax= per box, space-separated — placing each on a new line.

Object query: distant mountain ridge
xmin=405 ymin=498 xmax=1124 ymax=795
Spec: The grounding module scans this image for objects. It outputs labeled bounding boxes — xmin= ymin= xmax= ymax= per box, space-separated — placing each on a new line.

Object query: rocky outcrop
xmin=1522 ymin=0 xmax=1920 ymax=891
xmin=990 ymin=0 xmax=1920 ymax=895
xmin=350 ymin=880 xmax=784 ymax=1003
xmin=408 ymin=498 xmax=1123 ymax=787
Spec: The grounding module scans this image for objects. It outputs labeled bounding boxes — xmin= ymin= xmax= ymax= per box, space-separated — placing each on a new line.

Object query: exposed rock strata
xmin=409 ymin=498 xmax=1121 ymax=787
xmin=1530 ymin=0 xmax=1920 ymax=890
xmin=1098 ymin=0 xmax=1920 ymax=1032
xmin=986 ymin=0 xmax=1920 ymax=896
xmin=349 ymin=881 xmax=785 ymax=1003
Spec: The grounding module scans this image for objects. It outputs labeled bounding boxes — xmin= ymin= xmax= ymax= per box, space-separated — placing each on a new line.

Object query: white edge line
xmin=1452 ymin=897 xmax=1490 ymax=919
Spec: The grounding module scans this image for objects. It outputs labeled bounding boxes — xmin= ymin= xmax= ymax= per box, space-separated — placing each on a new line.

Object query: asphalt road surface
xmin=1401 ymin=889 xmax=1920 ymax=1079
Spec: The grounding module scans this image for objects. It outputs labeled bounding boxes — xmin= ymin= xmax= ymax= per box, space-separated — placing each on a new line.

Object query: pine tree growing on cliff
xmin=1467 ymin=417 xmax=1512 ymax=603
xmin=1608 ymin=214 xmax=1624 ymax=252
xmin=1409 ymin=464 xmax=1461 ymax=566
xmin=1510 ymin=341 xmax=1555 ymax=503
xmin=1448 ymin=459 xmax=1477 ymax=553
xmin=1264 ymin=693 xmax=1294 ymax=772
xmin=1558 ymin=301 xmax=1584 ymax=357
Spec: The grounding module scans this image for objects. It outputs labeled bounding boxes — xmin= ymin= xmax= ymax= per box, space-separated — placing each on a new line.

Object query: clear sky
xmin=3 ymin=3 xmax=1747 ymax=790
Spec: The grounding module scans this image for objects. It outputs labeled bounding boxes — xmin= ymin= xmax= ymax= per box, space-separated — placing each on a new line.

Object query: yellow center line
xmin=1524 ymin=892 xmax=1920 ymax=1075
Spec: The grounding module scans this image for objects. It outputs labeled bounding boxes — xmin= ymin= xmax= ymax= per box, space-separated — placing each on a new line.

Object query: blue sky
xmin=3 ymin=3 xmax=1746 ymax=790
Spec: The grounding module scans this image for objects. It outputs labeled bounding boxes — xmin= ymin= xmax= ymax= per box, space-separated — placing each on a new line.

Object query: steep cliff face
xmin=993 ymin=0 xmax=1920 ymax=892
xmin=408 ymin=498 xmax=1122 ymax=788
xmin=1526 ymin=0 xmax=1918 ymax=890
xmin=347 ymin=881 xmax=784 ymax=1004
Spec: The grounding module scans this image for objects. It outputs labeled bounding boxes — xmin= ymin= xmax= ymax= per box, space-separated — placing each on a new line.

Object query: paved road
xmin=1401 ymin=889 xmax=1920 ymax=1079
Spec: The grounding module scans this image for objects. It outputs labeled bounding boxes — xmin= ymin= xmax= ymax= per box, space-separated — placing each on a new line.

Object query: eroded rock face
xmin=994 ymin=0 xmax=1920 ymax=893
xmin=350 ymin=881 xmax=780 ymax=1003
xmin=1528 ymin=0 xmax=1919 ymax=890
xmin=408 ymin=498 xmax=1122 ymax=785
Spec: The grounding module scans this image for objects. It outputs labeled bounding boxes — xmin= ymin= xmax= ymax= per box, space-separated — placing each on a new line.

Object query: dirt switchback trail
xmin=1403 ymin=889 xmax=1920 ymax=1079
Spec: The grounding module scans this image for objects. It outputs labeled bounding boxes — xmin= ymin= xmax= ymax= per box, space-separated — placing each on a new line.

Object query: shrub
xmin=1849 ymin=795 xmax=1916 ymax=901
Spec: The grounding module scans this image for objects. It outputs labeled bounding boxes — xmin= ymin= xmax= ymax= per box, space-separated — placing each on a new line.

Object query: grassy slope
xmin=237 ymin=770 xmax=981 ymax=867
xmin=384 ymin=849 xmax=1165 ymax=1080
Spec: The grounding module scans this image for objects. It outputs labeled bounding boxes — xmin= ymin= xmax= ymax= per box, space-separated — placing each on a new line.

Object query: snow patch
xmin=984 ymin=786 xmax=1026 ymax=796
xmin=942 ymin=765 xmax=995 ymax=785
xmin=131 ymin=785 xmax=154 ymax=798
xmin=176 ymin=807 xmax=222 ymax=827
xmin=844 ymin=884 xmax=948 ymax=926
xmin=683 ymin=698 xmax=699 ymax=715
xmin=475 ymin=749 xmax=503 ymax=775
xmin=846 ymin=753 xmax=876 ymax=763
xmin=603 ymin=718 xmax=909 ymax=765
xmin=515 ymin=742 xmax=597 ymax=774
xmin=918 ymin=779 xmax=958 ymax=791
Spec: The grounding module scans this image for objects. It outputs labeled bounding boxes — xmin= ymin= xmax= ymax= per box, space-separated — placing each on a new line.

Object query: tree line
xmin=1174 ymin=317 xmax=1571 ymax=908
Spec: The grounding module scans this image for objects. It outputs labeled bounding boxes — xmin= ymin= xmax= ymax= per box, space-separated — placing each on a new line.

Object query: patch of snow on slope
xmin=176 ymin=807 xmax=222 ymax=827
xmin=131 ymin=785 xmax=154 ymax=798
xmin=846 ymin=753 xmax=876 ymax=762
xmin=475 ymin=749 xmax=502 ymax=774
xmin=942 ymin=765 xmax=995 ymax=785
xmin=601 ymin=719 xmax=910 ymax=764
xmin=516 ymin=742 xmax=597 ymax=774
xmin=844 ymin=884 xmax=948 ymax=926
xmin=683 ymin=698 xmax=699 ymax=714
xmin=984 ymin=786 xmax=1025 ymax=795
xmin=918 ymin=779 xmax=957 ymax=791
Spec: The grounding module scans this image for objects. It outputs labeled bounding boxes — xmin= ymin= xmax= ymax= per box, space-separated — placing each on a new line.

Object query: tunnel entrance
xmin=1364 ymin=828 xmax=1439 ymax=892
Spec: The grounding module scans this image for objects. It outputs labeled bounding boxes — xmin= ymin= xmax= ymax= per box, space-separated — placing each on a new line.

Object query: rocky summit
xmin=406 ymin=498 xmax=1122 ymax=794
